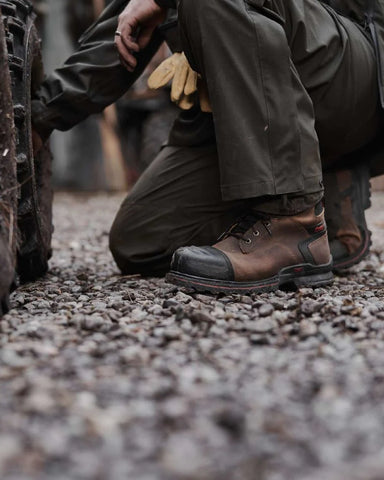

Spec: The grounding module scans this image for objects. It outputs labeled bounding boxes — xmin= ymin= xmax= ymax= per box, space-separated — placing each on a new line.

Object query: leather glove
xmin=148 ymin=52 xmax=212 ymax=112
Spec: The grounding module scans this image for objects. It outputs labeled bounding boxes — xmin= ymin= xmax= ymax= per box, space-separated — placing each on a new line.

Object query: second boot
xmin=323 ymin=164 xmax=372 ymax=271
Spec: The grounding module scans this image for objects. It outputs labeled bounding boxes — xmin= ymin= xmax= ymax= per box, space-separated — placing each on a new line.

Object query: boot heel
xmin=279 ymin=262 xmax=334 ymax=290
xmin=289 ymin=271 xmax=334 ymax=289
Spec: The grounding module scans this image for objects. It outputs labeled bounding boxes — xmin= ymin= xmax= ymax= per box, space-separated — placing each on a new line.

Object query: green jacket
xmin=32 ymin=3 xmax=179 ymax=139
xmin=325 ymin=0 xmax=384 ymax=107
xmin=155 ymin=0 xmax=176 ymax=7
xmin=32 ymin=0 xmax=384 ymax=139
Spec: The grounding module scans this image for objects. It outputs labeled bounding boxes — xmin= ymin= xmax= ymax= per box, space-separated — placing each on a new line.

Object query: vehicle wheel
xmin=2 ymin=0 xmax=53 ymax=283
xmin=0 ymin=11 xmax=17 ymax=315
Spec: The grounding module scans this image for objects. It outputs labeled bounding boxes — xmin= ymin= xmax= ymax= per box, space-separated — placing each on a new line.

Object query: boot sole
xmin=332 ymin=228 xmax=372 ymax=271
xmin=166 ymin=262 xmax=334 ymax=295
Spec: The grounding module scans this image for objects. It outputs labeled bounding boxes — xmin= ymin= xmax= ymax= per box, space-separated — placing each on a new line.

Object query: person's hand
xmin=115 ymin=0 xmax=166 ymax=72
xmin=148 ymin=52 xmax=212 ymax=112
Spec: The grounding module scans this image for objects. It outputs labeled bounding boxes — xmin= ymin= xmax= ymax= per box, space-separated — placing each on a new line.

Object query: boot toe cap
xmin=170 ymin=246 xmax=234 ymax=281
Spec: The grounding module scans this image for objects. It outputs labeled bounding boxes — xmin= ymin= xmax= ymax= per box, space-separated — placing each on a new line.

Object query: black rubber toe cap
xmin=170 ymin=246 xmax=235 ymax=281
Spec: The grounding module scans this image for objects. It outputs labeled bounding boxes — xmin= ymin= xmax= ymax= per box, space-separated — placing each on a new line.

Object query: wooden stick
xmin=92 ymin=0 xmax=105 ymax=19
xmin=99 ymin=105 xmax=129 ymax=191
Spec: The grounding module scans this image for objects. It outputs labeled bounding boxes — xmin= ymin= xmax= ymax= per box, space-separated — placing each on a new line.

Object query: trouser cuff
xmin=251 ymin=191 xmax=324 ymax=216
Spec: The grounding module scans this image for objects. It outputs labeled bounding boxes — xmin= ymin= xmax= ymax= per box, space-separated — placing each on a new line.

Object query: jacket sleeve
xmin=32 ymin=1 xmax=165 ymax=139
xmin=325 ymin=0 xmax=367 ymax=23
xmin=325 ymin=0 xmax=384 ymax=108
xmin=154 ymin=0 xmax=176 ymax=7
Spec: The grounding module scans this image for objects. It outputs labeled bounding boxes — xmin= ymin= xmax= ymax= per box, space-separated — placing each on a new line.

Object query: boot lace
xmin=219 ymin=213 xmax=272 ymax=242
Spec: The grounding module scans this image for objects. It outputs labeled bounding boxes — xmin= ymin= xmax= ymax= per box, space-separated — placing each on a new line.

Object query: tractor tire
xmin=1 ymin=0 xmax=53 ymax=283
xmin=0 ymin=10 xmax=17 ymax=315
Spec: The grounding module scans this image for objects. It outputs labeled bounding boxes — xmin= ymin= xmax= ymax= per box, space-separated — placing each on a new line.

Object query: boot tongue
xmin=221 ymin=212 xmax=269 ymax=240
xmin=232 ymin=214 xmax=259 ymax=235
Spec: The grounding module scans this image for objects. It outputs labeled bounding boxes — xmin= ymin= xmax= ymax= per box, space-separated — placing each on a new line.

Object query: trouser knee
xmin=109 ymin=204 xmax=173 ymax=277
xmin=109 ymin=217 xmax=135 ymax=275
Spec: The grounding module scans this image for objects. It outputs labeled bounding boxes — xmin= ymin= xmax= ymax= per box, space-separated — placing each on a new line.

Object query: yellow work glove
xmin=148 ymin=52 xmax=212 ymax=112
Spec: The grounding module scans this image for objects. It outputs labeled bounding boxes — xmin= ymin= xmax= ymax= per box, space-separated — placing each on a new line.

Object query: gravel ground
xmin=2 ymin=192 xmax=384 ymax=480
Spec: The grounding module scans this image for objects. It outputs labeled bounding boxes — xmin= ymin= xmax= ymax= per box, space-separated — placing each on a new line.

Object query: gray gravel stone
xmin=299 ymin=319 xmax=318 ymax=338
xmin=259 ymin=303 xmax=274 ymax=317
xmin=1 ymin=192 xmax=384 ymax=480
xmin=250 ymin=317 xmax=278 ymax=333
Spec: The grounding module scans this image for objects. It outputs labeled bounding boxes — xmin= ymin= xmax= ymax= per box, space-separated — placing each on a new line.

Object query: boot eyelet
xmin=265 ymin=222 xmax=271 ymax=227
xmin=253 ymin=231 xmax=260 ymax=237
xmin=245 ymin=238 xmax=252 ymax=244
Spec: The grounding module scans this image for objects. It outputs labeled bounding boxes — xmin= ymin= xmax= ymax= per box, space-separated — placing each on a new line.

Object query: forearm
xmin=32 ymin=2 xmax=164 ymax=139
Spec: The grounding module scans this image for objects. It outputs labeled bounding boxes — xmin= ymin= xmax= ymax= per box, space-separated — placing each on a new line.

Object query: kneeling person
xmin=33 ymin=0 xmax=384 ymax=292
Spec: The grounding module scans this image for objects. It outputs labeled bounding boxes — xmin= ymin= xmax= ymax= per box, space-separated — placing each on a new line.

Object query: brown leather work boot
xmin=323 ymin=164 xmax=371 ymax=271
xmin=167 ymin=203 xmax=333 ymax=294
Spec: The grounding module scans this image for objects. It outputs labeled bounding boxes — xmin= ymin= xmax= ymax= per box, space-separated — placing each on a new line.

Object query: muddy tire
xmin=0 ymin=11 xmax=17 ymax=315
xmin=1 ymin=0 xmax=53 ymax=283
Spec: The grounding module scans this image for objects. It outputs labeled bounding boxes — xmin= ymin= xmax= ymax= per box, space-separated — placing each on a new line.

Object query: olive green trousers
xmin=110 ymin=0 xmax=382 ymax=275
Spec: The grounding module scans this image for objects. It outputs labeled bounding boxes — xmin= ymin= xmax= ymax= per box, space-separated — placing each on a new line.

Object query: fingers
xmin=178 ymin=94 xmax=194 ymax=110
xmin=114 ymin=0 xmax=166 ymax=72
xmin=147 ymin=51 xmax=208 ymax=112
xmin=184 ymin=65 xmax=198 ymax=96
xmin=115 ymin=18 xmax=140 ymax=72
xmin=121 ymin=34 xmax=140 ymax=54
xmin=137 ymin=25 xmax=156 ymax=50
xmin=147 ymin=54 xmax=179 ymax=89
xmin=171 ymin=55 xmax=189 ymax=102
xmin=175 ymin=53 xmax=198 ymax=98
xmin=148 ymin=67 xmax=174 ymax=89
xmin=198 ymin=78 xmax=212 ymax=113
xmin=115 ymin=37 xmax=138 ymax=71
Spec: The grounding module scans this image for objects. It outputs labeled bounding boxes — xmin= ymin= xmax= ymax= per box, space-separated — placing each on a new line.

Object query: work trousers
xmin=110 ymin=0 xmax=382 ymax=275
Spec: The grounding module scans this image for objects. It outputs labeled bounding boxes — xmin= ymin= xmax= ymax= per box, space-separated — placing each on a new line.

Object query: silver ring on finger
xmin=115 ymin=30 xmax=122 ymax=36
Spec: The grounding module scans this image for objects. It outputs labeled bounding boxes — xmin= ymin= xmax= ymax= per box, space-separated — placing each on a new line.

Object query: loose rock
xmin=1 ymin=192 xmax=384 ymax=480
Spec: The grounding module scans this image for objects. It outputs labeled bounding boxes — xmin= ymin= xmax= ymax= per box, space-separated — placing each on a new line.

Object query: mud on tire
xmin=0 ymin=11 xmax=17 ymax=315
xmin=1 ymin=0 xmax=53 ymax=283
